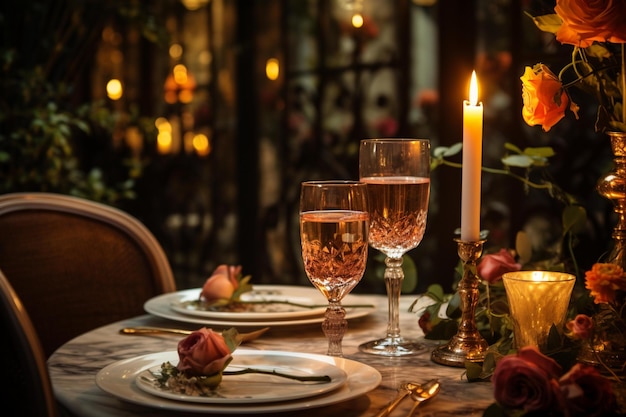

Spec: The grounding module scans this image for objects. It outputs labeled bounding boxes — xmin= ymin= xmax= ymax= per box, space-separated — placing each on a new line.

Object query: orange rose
xmin=200 ymin=265 xmax=241 ymax=303
xmin=555 ymin=0 xmax=626 ymax=47
xmin=584 ymin=262 xmax=626 ymax=304
xmin=177 ymin=328 xmax=232 ymax=378
xmin=520 ymin=64 xmax=576 ymax=132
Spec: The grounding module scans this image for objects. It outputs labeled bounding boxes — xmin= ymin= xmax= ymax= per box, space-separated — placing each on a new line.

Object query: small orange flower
xmin=584 ymin=263 xmax=626 ymax=304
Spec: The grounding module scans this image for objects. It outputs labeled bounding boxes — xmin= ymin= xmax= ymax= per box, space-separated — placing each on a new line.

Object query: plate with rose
xmin=96 ymin=349 xmax=382 ymax=413
xmin=133 ymin=349 xmax=347 ymax=403
xmin=145 ymin=285 xmax=378 ymax=326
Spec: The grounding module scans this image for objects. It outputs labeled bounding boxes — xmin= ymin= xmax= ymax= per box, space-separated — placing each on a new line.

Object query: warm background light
xmin=265 ymin=58 xmax=279 ymax=81
xmin=192 ymin=133 xmax=210 ymax=156
xmin=155 ymin=117 xmax=173 ymax=154
xmin=169 ymin=43 xmax=183 ymax=60
xmin=351 ymin=13 xmax=364 ymax=28
xmin=106 ymin=79 xmax=123 ymax=100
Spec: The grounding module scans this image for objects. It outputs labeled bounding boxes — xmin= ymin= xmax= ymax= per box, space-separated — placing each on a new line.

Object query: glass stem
xmin=322 ymin=302 xmax=347 ymax=357
xmin=384 ymin=256 xmax=404 ymax=339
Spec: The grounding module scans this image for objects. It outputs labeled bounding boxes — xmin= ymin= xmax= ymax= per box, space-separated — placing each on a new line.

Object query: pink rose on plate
xmin=200 ymin=265 xmax=242 ymax=303
xmin=477 ymin=248 xmax=521 ymax=284
xmin=565 ymin=314 xmax=593 ymax=340
xmin=492 ymin=346 xmax=563 ymax=413
xmin=559 ymin=363 xmax=616 ymax=416
xmin=177 ymin=327 xmax=232 ymax=378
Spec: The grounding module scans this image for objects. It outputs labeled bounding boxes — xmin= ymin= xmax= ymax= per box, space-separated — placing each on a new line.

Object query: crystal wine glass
xmin=358 ymin=138 xmax=430 ymax=356
xmin=300 ymin=180 xmax=369 ymax=357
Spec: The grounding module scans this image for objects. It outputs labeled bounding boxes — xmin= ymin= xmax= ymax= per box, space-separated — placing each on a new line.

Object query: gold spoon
xmin=119 ymin=326 xmax=270 ymax=343
xmin=406 ymin=379 xmax=440 ymax=417
xmin=374 ymin=381 xmax=423 ymax=417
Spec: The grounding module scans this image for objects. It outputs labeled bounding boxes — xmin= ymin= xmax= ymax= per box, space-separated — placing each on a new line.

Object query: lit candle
xmin=502 ymin=271 xmax=575 ymax=349
xmin=461 ymin=71 xmax=483 ymax=241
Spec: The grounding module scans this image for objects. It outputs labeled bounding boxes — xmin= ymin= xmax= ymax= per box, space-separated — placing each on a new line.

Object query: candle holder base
xmin=431 ymin=238 xmax=489 ymax=368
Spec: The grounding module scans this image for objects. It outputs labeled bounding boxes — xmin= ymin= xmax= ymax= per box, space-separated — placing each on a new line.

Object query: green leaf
xmin=433 ymin=143 xmax=462 ymax=158
xmin=424 ymin=319 xmax=458 ymax=340
xmin=523 ymin=146 xmax=555 ymax=158
xmin=446 ymin=292 xmax=462 ymax=319
xmin=482 ymin=403 xmax=509 ymax=417
xmin=501 ymin=154 xmax=534 ymax=168
xmin=532 ymin=13 xmax=562 ymax=34
xmin=221 ymin=327 xmax=243 ymax=353
xmin=465 ymin=361 xmax=484 ymax=382
xmin=426 ymin=284 xmax=445 ymax=302
xmin=561 ymin=205 xmax=587 ymax=235
xmin=401 ymin=255 xmax=418 ymax=293
xmin=503 ymin=142 xmax=523 ymax=154
xmin=515 ymin=231 xmax=532 ymax=265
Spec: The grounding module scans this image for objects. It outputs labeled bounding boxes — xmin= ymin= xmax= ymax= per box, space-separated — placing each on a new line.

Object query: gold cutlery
xmin=406 ymin=379 xmax=440 ymax=416
xmin=119 ymin=326 xmax=270 ymax=343
xmin=374 ymin=381 xmax=423 ymax=417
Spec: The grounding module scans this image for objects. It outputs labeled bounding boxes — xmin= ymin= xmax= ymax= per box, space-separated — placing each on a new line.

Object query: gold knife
xmin=119 ymin=326 xmax=270 ymax=343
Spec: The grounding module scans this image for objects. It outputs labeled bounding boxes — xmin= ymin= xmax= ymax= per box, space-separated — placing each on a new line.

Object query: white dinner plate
xmin=170 ymin=286 xmax=329 ymax=320
xmin=145 ymin=285 xmax=377 ymax=327
xmin=134 ymin=350 xmax=347 ymax=404
xmin=96 ymin=349 xmax=382 ymax=414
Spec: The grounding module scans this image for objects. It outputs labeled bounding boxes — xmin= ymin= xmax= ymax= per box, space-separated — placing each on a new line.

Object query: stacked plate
xmin=96 ymin=349 xmax=382 ymax=414
xmin=144 ymin=285 xmax=378 ymax=327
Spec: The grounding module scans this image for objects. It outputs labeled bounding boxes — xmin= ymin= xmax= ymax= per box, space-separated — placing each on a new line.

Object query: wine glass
xmin=299 ymin=180 xmax=369 ymax=357
xmin=358 ymin=138 xmax=430 ymax=356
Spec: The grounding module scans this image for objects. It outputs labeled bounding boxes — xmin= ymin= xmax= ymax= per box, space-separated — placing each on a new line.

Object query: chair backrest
xmin=0 ymin=192 xmax=176 ymax=357
xmin=0 ymin=269 xmax=58 ymax=417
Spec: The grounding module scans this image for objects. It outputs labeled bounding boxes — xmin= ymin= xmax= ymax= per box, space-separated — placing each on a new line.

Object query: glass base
xmin=358 ymin=336 xmax=425 ymax=356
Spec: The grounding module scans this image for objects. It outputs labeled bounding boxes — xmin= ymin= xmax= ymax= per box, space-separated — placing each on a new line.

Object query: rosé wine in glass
xmin=360 ymin=177 xmax=429 ymax=259
xmin=359 ymin=138 xmax=430 ymax=356
xmin=300 ymin=181 xmax=369 ymax=357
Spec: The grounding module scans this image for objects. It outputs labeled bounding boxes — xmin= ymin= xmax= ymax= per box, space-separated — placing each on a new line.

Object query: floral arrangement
xmin=154 ymin=327 xmax=330 ymax=394
xmin=520 ymin=0 xmax=626 ymax=133
xmin=414 ymin=252 xmax=626 ymax=415
xmin=568 ymin=263 xmax=626 ymax=373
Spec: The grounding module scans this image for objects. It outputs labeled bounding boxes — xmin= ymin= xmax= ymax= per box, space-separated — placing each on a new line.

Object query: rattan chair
xmin=0 ymin=268 xmax=58 ymax=417
xmin=0 ymin=192 xmax=176 ymax=357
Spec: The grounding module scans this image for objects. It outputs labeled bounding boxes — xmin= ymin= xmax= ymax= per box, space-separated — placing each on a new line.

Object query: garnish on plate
xmin=186 ymin=264 xmax=374 ymax=313
xmin=151 ymin=327 xmax=331 ymax=395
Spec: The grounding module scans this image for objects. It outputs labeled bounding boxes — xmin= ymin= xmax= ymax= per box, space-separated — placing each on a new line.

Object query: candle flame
xmin=469 ymin=70 xmax=479 ymax=106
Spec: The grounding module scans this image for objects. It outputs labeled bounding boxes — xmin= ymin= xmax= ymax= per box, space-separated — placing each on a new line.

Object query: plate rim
xmin=134 ymin=350 xmax=348 ymax=404
xmin=144 ymin=285 xmax=377 ymax=327
xmin=95 ymin=349 xmax=382 ymax=414
xmin=169 ymin=286 xmax=329 ymax=320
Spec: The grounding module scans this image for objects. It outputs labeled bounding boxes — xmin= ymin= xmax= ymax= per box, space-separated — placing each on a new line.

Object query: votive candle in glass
xmin=502 ymin=271 xmax=575 ymax=350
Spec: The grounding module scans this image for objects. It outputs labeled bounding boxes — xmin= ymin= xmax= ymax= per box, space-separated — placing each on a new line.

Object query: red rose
xmin=477 ymin=248 xmax=522 ymax=284
xmin=200 ymin=265 xmax=242 ymax=303
xmin=177 ymin=328 xmax=232 ymax=377
xmin=418 ymin=311 xmax=433 ymax=335
xmin=492 ymin=346 xmax=563 ymax=412
xmin=520 ymin=64 xmax=575 ymax=132
xmin=559 ymin=363 xmax=617 ymax=416
xmin=555 ymin=0 xmax=626 ymax=47
xmin=565 ymin=314 xmax=594 ymax=340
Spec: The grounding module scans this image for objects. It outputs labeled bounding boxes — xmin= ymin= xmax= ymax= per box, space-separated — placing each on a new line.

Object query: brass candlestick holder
xmin=431 ymin=238 xmax=489 ymax=367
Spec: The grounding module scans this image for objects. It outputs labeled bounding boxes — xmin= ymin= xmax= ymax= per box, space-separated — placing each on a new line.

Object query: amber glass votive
xmin=502 ymin=271 xmax=575 ymax=350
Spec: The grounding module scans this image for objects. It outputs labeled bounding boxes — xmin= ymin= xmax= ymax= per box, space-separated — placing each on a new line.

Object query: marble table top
xmin=48 ymin=293 xmax=494 ymax=416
